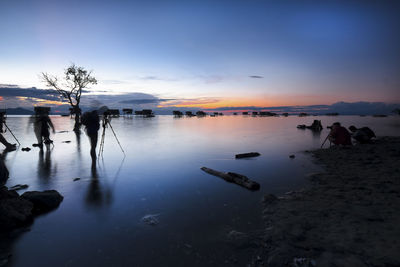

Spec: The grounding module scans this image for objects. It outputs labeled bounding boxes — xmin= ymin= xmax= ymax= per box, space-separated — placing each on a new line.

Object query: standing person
xmin=0 ymin=112 xmax=16 ymax=151
xmin=81 ymin=110 xmax=100 ymax=160
xmin=348 ymin=125 xmax=376 ymax=144
xmin=33 ymin=107 xmax=55 ymax=149
xmin=328 ymin=122 xmax=352 ymax=146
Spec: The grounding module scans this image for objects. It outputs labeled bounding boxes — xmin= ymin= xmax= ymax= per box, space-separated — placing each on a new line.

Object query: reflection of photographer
xmin=0 ymin=111 xmax=17 ymax=151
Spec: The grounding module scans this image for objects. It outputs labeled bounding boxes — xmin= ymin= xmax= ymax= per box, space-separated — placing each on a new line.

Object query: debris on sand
xmin=201 ymin=167 xmax=260 ymax=191
xmin=141 ymin=214 xmax=160 ymax=226
xmin=235 ymin=152 xmax=260 ymax=159
xmin=9 ymin=184 xmax=29 ymax=191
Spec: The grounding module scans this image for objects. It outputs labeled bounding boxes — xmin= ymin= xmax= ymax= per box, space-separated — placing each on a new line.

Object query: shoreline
xmin=258 ymin=136 xmax=400 ymax=266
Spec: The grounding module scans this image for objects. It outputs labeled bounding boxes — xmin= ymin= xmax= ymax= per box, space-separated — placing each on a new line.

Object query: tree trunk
xmin=73 ymin=105 xmax=81 ymax=132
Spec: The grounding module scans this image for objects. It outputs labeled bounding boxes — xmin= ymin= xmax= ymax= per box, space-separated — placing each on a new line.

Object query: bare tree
xmin=41 ymin=64 xmax=97 ymax=132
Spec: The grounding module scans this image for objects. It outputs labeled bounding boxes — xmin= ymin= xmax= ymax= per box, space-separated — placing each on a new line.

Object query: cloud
xmin=249 ymin=75 xmax=264 ymax=79
xmin=139 ymin=76 xmax=178 ymax=81
xmin=0 ymin=86 xmax=62 ymax=102
xmin=100 ymin=80 xmax=129 ymax=85
xmin=119 ymin=98 xmax=174 ymax=104
xmin=199 ymin=75 xmax=224 ymax=84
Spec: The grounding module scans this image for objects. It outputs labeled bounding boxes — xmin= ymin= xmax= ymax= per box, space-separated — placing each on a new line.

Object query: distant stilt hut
xmin=196 ymin=111 xmax=207 ymax=117
xmin=108 ymin=109 xmax=120 ymax=117
xmin=123 ymin=108 xmax=133 ymax=116
xmin=173 ymin=110 xmax=183 ymax=117
xmin=185 ymin=111 xmax=194 ymax=117
xmin=259 ymin=111 xmax=277 ymax=116
xmin=142 ymin=109 xmax=155 ymax=118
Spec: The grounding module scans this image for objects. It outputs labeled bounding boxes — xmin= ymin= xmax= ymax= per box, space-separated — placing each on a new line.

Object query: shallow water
xmin=2 ymin=115 xmax=399 ymax=266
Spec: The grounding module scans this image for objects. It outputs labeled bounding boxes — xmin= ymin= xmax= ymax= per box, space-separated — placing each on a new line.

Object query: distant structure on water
xmin=123 ymin=109 xmax=133 ymax=116
xmin=135 ymin=109 xmax=155 ymax=118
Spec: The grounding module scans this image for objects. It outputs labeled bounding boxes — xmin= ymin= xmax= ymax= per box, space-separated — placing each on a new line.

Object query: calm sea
xmin=2 ymin=115 xmax=399 ymax=266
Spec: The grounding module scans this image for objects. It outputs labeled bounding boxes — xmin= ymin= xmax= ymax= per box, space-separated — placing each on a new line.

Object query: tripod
xmin=98 ymin=115 xmax=125 ymax=158
xmin=321 ymin=133 xmax=331 ymax=148
xmin=1 ymin=116 xmax=21 ymax=146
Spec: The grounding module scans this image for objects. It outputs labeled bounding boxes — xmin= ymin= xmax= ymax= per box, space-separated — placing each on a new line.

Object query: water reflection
xmin=85 ymin=159 xmax=115 ymax=208
xmin=37 ymin=147 xmax=57 ymax=183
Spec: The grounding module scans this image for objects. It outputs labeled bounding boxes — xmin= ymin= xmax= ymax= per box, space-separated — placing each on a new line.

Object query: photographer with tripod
xmin=0 ymin=111 xmax=17 ymax=151
xmin=33 ymin=107 xmax=55 ymax=149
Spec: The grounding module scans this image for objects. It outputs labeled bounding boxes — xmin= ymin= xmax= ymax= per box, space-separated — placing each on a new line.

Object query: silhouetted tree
xmin=41 ymin=64 xmax=97 ymax=132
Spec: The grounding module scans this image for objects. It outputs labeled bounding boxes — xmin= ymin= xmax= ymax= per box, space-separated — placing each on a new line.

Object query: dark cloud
xmin=0 ymin=86 xmax=61 ymax=101
xmin=249 ymin=75 xmax=264 ymax=79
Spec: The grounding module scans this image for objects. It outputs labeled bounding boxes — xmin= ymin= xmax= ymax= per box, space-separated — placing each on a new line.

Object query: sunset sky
xmin=1 ymin=0 xmax=399 ymax=109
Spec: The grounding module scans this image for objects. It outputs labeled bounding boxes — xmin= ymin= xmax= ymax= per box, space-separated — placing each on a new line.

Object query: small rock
xmin=62 ymin=141 xmax=71 ymax=143
xmin=21 ymin=147 xmax=31 ymax=152
xmin=141 ymin=214 xmax=160 ymax=225
xmin=289 ymin=155 xmax=295 ymax=159
xmin=73 ymin=178 xmax=80 ymax=181
xmin=21 ymin=190 xmax=63 ymax=214
xmin=227 ymin=230 xmax=247 ymax=240
xmin=9 ymin=184 xmax=29 ymax=191
xmin=263 ymin=194 xmax=278 ymax=204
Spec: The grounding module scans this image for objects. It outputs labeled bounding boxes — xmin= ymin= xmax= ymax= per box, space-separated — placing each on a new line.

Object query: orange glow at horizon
xmin=158 ymin=94 xmax=340 ymax=109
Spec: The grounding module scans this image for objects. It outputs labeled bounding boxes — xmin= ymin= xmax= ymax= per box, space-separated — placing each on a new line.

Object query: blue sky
xmin=1 ymin=0 xmax=399 ymax=108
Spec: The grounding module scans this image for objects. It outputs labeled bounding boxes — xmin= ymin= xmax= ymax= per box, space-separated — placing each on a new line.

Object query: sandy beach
xmin=258 ymin=136 xmax=400 ymax=266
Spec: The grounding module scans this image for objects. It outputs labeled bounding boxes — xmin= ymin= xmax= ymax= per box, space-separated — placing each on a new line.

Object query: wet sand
xmin=258 ymin=137 xmax=400 ymax=266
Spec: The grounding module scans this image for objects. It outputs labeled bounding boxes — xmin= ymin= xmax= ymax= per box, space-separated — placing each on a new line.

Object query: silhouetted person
xmin=0 ymin=113 xmax=16 ymax=151
xmin=81 ymin=110 xmax=100 ymax=160
xmin=328 ymin=122 xmax=352 ymax=146
xmin=349 ymin=125 xmax=376 ymax=144
xmin=33 ymin=109 xmax=55 ymax=149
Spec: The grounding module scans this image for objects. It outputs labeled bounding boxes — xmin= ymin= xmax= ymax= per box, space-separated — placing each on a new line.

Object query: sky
xmin=0 ymin=0 xmax=400 ymax=110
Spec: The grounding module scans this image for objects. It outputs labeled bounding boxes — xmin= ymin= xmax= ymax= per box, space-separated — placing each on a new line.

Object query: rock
xmin=9 ymin=184 xmax=29 ymax=191
xmin=235 ymin=152 xmax=261 ymax=159
xmin=21 ymin=147 xmax=31 ymax=152
xmin=289 ymin=155 xmax=295 ymax=159
xmin=62 ymin=141 xmax=71 ymax=143
xmin=0 ymin=186 xmax=33 ymax=232
xmin=21 ymin=190 xmax=63 ymax=214
xmin=263 ymin=194 xmax=278 ymax=204
xmin=73 ymin=178 xmax=80 ymax=181
xmin=141 ymin=214 xmax=159 ymax=225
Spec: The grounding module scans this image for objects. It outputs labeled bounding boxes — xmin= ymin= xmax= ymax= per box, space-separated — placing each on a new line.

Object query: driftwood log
xmin=235 ymin=152 xmax=260 ymax=159
xmin=200 ymin=167 xmax=260 ymax=191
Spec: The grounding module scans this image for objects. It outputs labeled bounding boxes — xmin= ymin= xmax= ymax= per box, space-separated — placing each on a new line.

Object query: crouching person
xmin=328 ymin=122 xmax=352 ymax=146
